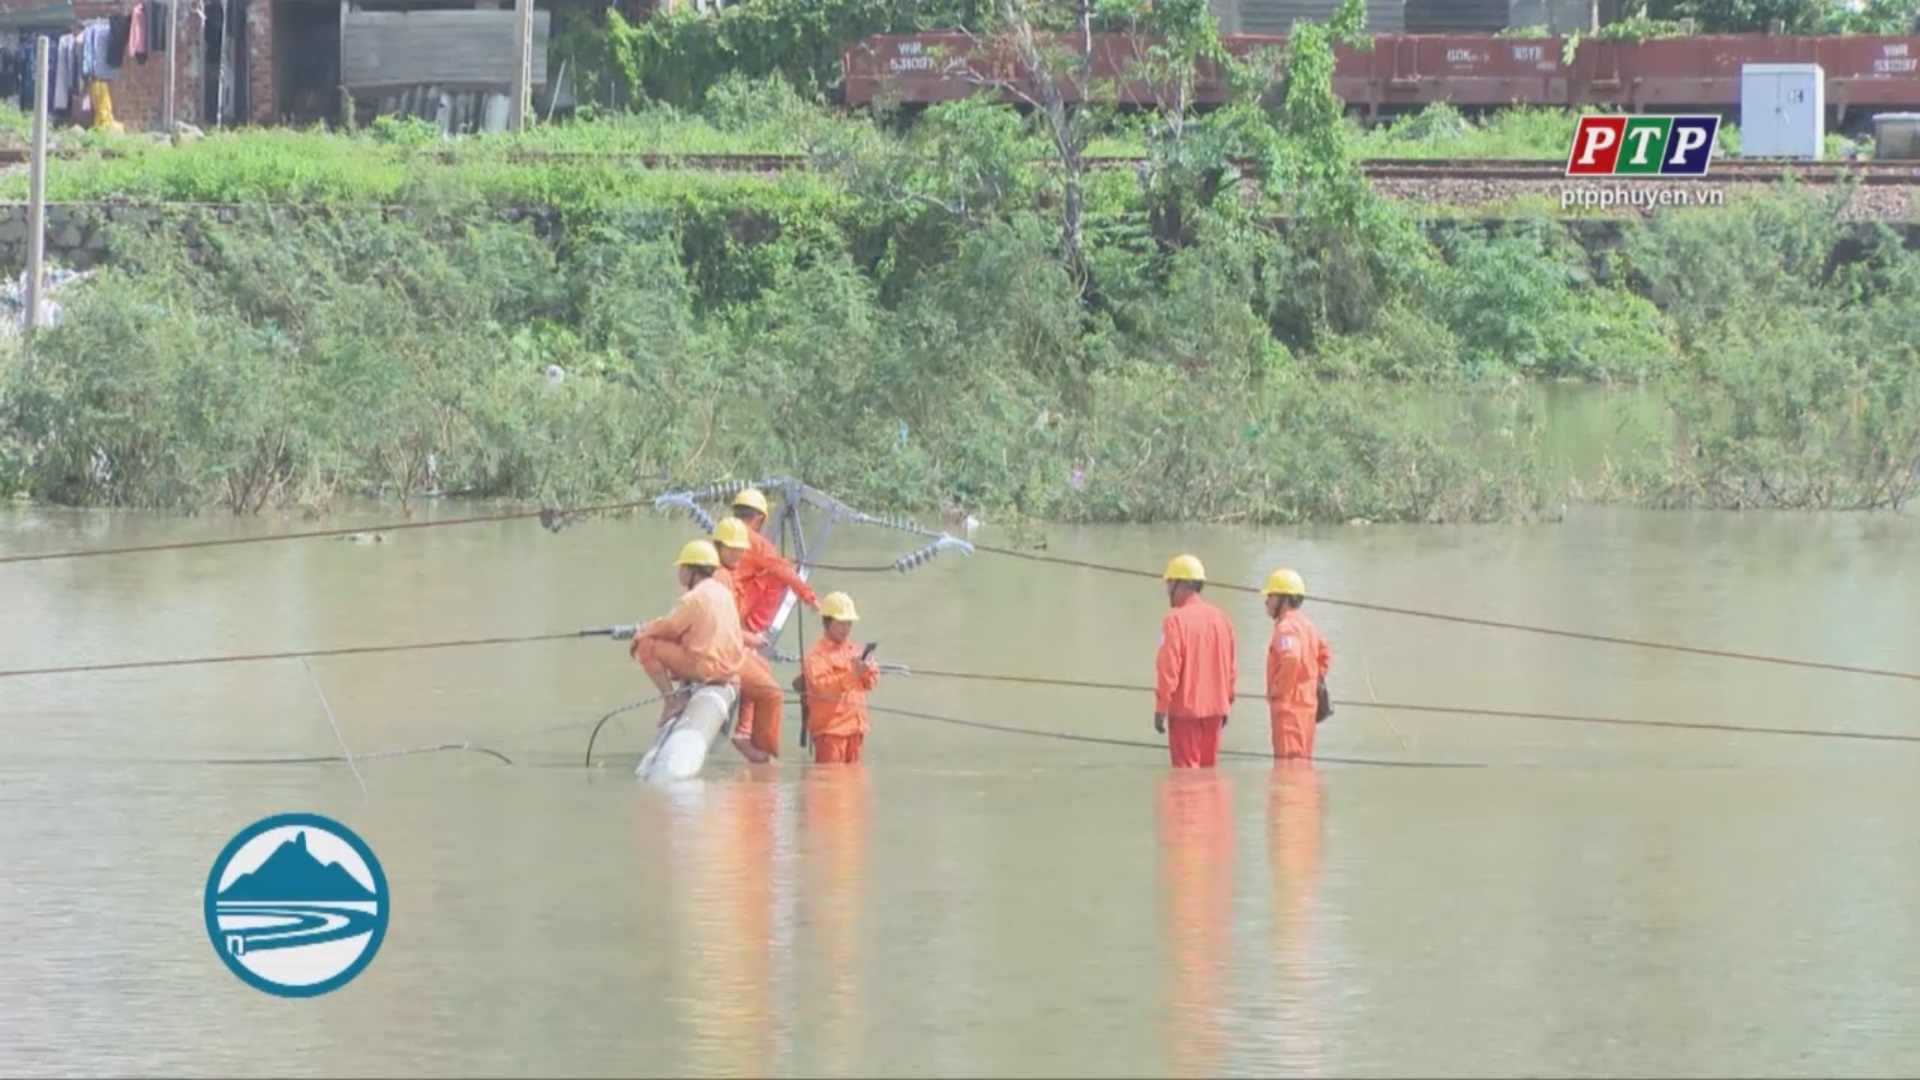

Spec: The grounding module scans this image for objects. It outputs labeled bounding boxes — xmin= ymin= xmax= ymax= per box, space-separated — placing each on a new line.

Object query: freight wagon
xmin=840 ymin=33 xmax=1920 ymax=132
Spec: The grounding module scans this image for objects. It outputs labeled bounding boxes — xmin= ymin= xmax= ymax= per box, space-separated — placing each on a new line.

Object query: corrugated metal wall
xmin=1402 ymin=0 xmax=1509 ymax=32
xmin=1211 ymin=0 xmax=1407 ymax=36
xmin=1506 ymin=0 xmax=1594 ymax=32
xmin=340 ymin=9 xmax=551 ymax=92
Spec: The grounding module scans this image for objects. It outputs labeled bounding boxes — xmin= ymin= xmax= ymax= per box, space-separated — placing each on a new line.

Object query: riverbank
xmin=0 ymin=189 xmax=1910 ymax=525
xmin=0 ymin=64 xmax=1914 ymax=524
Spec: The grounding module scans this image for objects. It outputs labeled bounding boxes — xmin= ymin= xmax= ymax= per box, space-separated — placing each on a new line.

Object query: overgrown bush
xmin=1 ymin=4 xmax=1915 ymax=519
xmin=0 ymin=200 xmax=1563 ymax=522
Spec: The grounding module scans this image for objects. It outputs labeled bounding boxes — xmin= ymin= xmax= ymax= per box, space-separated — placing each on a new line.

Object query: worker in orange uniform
xmin=710 ymin=517 xmax=787 ymax=763
xmin=729 ymin=488 xmax=819 ymax=637
xmin=629 ymin=540 xmax=747 ymax=726
xmin=799 ymin=592 xmax=880 ymax=765
xmin=1263 ymin=568 xmax=1332 ymax=761
xmin=1153 ymin=555 xmax=1237 ymax=769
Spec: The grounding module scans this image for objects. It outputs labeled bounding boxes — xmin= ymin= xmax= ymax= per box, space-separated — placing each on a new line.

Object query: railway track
xmin=1364 ymin=158 xmax=1920 ymax=184
xmin=6 ymin=145 xmax=1917 ymax=185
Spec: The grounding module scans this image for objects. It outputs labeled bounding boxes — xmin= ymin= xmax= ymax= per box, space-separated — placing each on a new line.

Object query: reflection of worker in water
xmin=1268 ymin=763 xmax=1325 ymax=1072
xmin=1157 ymin=771 xmax=1235 ymax=1078
xmin=801 ymin=766 xmax=870 ymax=1072
xmin=668 ymin=774 xmax=780 ymax=1078
xmin=1153 ymin=555 xmax=1237 ymax=768
xmin=1263 ymin=569 xmax=1332 ymax=761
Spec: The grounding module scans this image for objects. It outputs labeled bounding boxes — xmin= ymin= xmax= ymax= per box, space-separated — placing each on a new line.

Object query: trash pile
xmin=2 ymin=266 xmax=96 ymax=337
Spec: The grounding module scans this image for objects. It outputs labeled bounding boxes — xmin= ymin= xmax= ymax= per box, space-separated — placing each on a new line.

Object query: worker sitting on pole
xmin=629 ymin=540 xmax=747 ymax=726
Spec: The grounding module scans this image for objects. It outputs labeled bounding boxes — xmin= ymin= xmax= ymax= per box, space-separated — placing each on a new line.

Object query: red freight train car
xmin=841 ymin=33 xmax=1920 ymax=130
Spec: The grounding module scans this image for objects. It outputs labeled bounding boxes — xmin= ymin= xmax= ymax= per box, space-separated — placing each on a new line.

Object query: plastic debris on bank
xmin=2 ymin=267 xmax=96 ymax=337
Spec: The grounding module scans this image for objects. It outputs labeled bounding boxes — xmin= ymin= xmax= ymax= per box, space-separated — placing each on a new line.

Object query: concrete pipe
xmin=634 ymin=683 xmax=740 ymax=783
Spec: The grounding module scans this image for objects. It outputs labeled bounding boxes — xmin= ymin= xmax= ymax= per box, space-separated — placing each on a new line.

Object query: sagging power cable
xmin=4 ymin=623 xmax=1917 ymax=751
xmin=897 ymin=667 xmax=1920 ymax=748
xmin=0 ymin=630 xmax=581 ymax=681
xmin=813 ymin=547 xmax=1920 ymax=686
xmin=0 ymin=498 xmax=654 ymax=566
xmin=5 ymin=493 xmax=1918 ymax=684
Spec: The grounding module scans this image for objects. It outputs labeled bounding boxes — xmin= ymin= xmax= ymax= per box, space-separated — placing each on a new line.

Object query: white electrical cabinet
xmin=1739 ymin=63 xmax=1825 ymax=158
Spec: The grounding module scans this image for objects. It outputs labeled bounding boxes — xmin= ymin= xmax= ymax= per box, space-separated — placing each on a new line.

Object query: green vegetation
xmin=1 ymin=0 xmax=1915 ymax=523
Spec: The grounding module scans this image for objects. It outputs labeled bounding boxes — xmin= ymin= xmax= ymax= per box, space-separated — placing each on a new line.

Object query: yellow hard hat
xmin=1263 ymin=568 xmax=1307 ymax=597
xmin=675 ymin=539 xmax=720 ymax=568
xmin=710 ymin=517 xmax=752 ymax=550
xmin=818 ymin=591 xmax=860 ymax=622
xmin=731 ymin=488 xmax=769 ymax=516
xmin=1163 ymin=554 xmax=1206 ymax=583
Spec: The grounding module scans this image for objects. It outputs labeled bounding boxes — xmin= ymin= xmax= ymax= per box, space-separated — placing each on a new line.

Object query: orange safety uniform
xmin=630 ymin=576 xmax=747 ymax=685
xmin=1154 ymin=593 xmax=1237 ymax=768
xmin=1266 ymin=609 xmax=1331 ymax=760
xmin=801 ymin=637 xmax=879 ymax=765
xmin=714 ymin=563 xmax=786 ymax=757
xmin=736 ymin=530 xmax=818 ymax=634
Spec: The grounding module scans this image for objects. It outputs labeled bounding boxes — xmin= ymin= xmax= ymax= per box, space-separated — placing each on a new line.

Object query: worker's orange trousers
xmin=1270 ymin=707 xmax=1316 ymax=760
xmin=811 ymin=733 xmax=864 ymax=764
xmin=630 ymin=637 xmax=709 ymax=685
xmin=1167 ymin=716 xmax=1223 ymax=768
xmin=731 ymin=651 xmax=785 ymax=757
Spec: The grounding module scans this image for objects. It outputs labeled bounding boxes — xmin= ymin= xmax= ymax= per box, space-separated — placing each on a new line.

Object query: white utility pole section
xmin=162 ymin=0 xmax=180 ymax=132
xmin=25 ymin=36 xmax=50 ymax=331
xmin=509 ymin=0 xmax=533 ymax=130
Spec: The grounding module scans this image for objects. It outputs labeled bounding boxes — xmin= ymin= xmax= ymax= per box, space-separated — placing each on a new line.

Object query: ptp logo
xmin=1565 ymin=115 xmax=1721 ymax=177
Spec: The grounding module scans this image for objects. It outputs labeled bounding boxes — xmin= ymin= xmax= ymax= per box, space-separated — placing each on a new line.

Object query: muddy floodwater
xmin=3 ymin=503 xmax=1918 ymax=1077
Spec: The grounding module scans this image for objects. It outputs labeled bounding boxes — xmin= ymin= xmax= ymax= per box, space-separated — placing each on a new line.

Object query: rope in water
xmin=196 ymin=741 xmax=517 ymax=767
xmin=4 ymin=494 xmax=1914 ymax=683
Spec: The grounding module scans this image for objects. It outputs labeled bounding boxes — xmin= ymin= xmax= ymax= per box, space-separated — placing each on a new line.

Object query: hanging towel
xmin=129 ymin=3 xmax=147 ymax=63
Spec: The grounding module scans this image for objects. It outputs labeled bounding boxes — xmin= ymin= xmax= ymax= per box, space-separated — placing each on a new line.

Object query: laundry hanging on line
xmin=0 ymin=4 xmax=163 ymax=127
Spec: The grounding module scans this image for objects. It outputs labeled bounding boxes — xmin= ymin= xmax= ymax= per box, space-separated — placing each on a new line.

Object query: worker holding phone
xmin=799 ymin=592 xmax=882 ymax=765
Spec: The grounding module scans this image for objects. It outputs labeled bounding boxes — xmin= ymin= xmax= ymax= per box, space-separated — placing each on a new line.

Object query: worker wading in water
xmin=728 ymin=487 xmax=820 ymax=751
xmin=799 ymin=592 xmax=880 ymax=765
xmin=1263 ymin=569 xmax=1333 ymax=761
xmin=629 ymin=540 xmax=748 ymax=726
xmin=1153 ymin=555 xmax=1237 ymax=769
xmin=710 ymin=517 xmax=788 ymax=763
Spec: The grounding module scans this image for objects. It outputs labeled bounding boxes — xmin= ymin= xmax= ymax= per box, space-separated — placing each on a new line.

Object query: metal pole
xmin=24 ymin=36 xmax=49 ymax=333
xmin=509 ymin=0 xmax=532 ymax=130
xmin=162 ymin=0 xmax=179 ymax=132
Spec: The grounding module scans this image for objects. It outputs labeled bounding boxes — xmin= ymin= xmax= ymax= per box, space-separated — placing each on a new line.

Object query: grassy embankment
xmin=0 ymin=61 xmax=1913 ymax=524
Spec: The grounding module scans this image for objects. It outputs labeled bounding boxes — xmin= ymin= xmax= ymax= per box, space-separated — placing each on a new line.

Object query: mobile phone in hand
xmin=860 ymin=642 xmax=879 ymax=661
